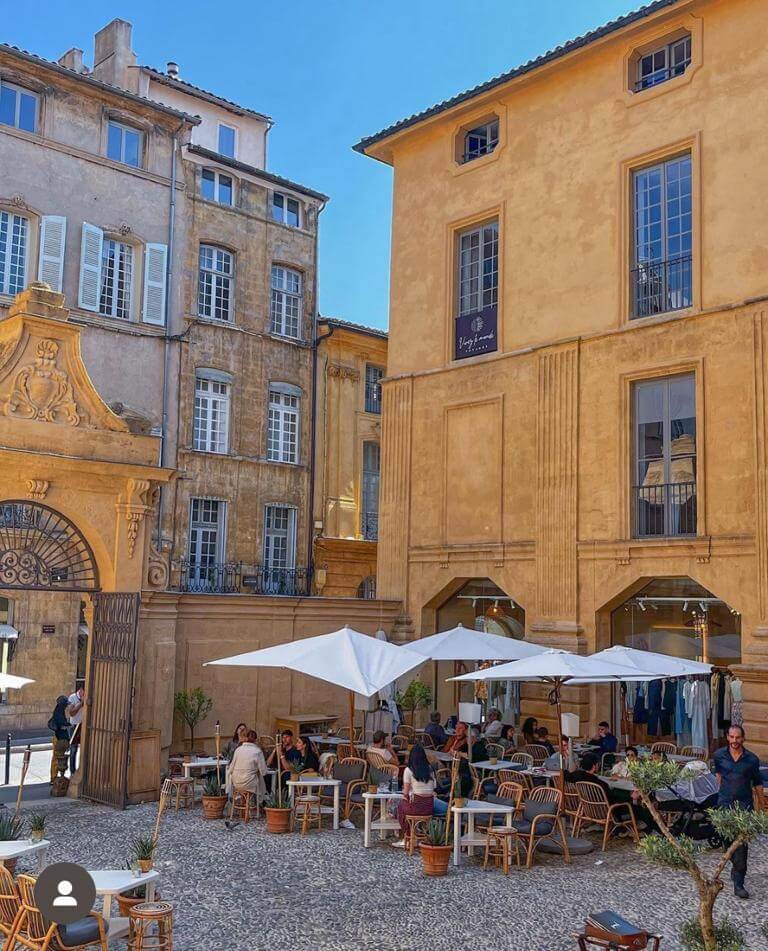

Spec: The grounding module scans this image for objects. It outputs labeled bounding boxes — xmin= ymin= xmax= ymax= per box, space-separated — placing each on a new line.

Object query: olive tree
xmin=173 ymin=687 xmax=213 ymax=752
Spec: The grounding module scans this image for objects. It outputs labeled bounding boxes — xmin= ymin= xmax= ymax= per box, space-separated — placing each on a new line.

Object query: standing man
xmin=67 ymin=687 xmax=85 ymax=774
xmin=713 ymin=725 xmax=765 ymax=899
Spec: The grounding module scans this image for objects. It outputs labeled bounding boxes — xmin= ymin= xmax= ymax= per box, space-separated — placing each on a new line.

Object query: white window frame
xmin=462 ymin=119 xmax=499 ymax=163
xmin=201 ymin=168 xmax=234 ymax=206
xmin=0 ymin=211 xmax=29 ymax=297
xmin=267 ymin=384 xmax=301 ymax=464
xmin=0 ymin=80 xmax=38 ymax=133
xmin=263 ymin=504 xmax=297 ymax=570
xmin=106 ymin=120 xmax=143 ymax=168
xmin=457 ymin=221 xmax=499 ymax=317
xmin=188 ymin=498 xmax=227 ymax=568
xmin=271 ymin=193 xmax=301 ymax=228
xmin=636 ymin=35 xmax=692 ymax=91
xmin=99 ymin=237 xmax=134 ymax=320
xmin=217 ymin=123 xmax=237 ymax=158
xmin=364 ymin=364 xmax=384 ymax=414
xmin=193 ymin=371 xmax=231 ymax=454
xmin=270 ymin=265 xmax=302 ymax=339
xmin=198 ymin=244 xmax=234 ymax=322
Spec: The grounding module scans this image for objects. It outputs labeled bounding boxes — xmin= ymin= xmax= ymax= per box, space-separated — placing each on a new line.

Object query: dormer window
xmin=271 ymin=193 xmax=300 ymax=228
xmin=217 ymin=123 xmax=236 ymax=158
xmin=201 ymin=168 xmax=233 ymax=206
xmin=461 ymin=119 xmax=499 ymax=164
xmin=0 ymin=80 xmax=37 ymax=133
xmin=635 ymin=34 xmax=691 ymax=91
xmin=107 ymin=120 xmax=142 ymax=167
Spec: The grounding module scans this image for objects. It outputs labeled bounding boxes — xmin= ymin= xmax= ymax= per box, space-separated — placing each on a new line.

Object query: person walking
xmin=67 ymin=687 xmax=85 ymax=774
xmin=713 ymin=725 xmax=765 ymax=898
xmin=48 ymin=695 xmax=70 ymax=784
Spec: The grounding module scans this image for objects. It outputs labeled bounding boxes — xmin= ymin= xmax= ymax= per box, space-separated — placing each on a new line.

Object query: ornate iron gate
xmin=81 ymin=592 xmax=140 ymax=808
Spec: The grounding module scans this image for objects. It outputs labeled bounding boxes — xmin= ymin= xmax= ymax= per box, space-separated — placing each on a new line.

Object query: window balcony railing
xmin=634 ymin=482 xmax=697 ymax=538
xmin=361 ymin=512 xmax=379 ymax=541
xmin=631 ymin=255 xmax=692 ymax=319
xmin=178 ymin=561 xmax=311 ymax=596
xmin=634 ymin=61 xmax=691 ymax=92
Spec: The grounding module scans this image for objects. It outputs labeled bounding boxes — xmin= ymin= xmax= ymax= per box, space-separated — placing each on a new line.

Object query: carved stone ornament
xmin=118 ymin=478 xmax=154 ymax=559
xmin=5 ymin=339 xmax=80 ymax=425
xmin=147 ymin=544 xmax=169 ymax=589
xmin=26 ymin=479 xmax=50 ymax=501
xmin=10 ymin=194 xmax=26 ymax=209
xmin=328 ymin=363 xmax=359 ymax=382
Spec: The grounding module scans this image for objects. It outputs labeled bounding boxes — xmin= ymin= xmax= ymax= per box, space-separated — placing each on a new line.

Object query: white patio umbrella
xmin=0 ymin=673 xmax=33 ymax=690
xmin=407 ymin=624 xmax=547 ymax=661
xmin=590 ymin=644 xmax=712 ymax=677
xmin=205 ymin=625 xmax=426 ymax=740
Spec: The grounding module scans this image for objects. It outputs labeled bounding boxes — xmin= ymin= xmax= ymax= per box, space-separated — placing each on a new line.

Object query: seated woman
xmin=498 ymin=724 xmax=516 ymax=753
xmin=610 ymin=746 xmax=639 ymax=778
xmin=223 ymin=723 xmax=248 ymax=763
xmin=293 ymin=736 xmax=320 ymax=774
xmin=229 ymin=730 xmax=268 ymax=805
xmin=521 ymin=716 xmax=539 ymax=747
xmin=392 ymin=744 xmax=448 ymax=848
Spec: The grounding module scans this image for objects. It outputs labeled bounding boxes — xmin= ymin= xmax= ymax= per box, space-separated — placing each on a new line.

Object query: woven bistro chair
xmin=482 ymin=785 xmax=526 ymax=874
xmin=650 ymin=742 xmax=677 ymax=756
xmin=398 ymin=724 xmax=416 ymax=742
xmin=524 ymin=744 xmax=550 ymax=766
xmin=509 ymin=752 xmax=534 ymax=770
xmin=13 ymin=875 xmax=108 ymax=951
xmin=487 ymin=786 xmax=569 ymax=869
xmin=0 ymin=865 xmax=20 ymax=946
xmin=415 ymin=732 xmax=435 ymax=749
xmin=679 ymin=746 xmax=707 ymax=759
xmin=573 ymin=781 xmax=639 ymax=851
xmin=320 ymin=756 xmax=368 ymax=823
xmin=477 ymin=780 xmax=526 ymax=836
xmin=337 ymin=743 xmax=358 ymax=761
xmin=485 ymin=742 xmax=506 ymax=760
xmin=391 ymin=735 xmax=409 ymax=754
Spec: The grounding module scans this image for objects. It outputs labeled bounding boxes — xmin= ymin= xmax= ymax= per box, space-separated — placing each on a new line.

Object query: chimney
xmin=92 ymin=19 xmax=137 ymax=90
xmin=166 ymin=61 xmax=180 ymax=79
xmin=58 ymin=48 xmax=85 ymax=73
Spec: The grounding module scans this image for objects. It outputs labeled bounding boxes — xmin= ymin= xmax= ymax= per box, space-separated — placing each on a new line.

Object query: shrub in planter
xmin=201 ymin=777 xmax=227 ymax=820
xmin=131 ymin=834 xmax=157 ymax=873
xmin=28 ymin=813 xmax=46 ymax=843
xmin=419 ymin=819 xmax=452 ymax=877
xmin=117 ymin=862 xmax=160 ymax=917
xmin=679 ymin=916 xmax=745 ymax=951
xmin=263 ymin=791 xmax=292 ymax=834
xmin=0 ymin=813 xmax=24 ymax=876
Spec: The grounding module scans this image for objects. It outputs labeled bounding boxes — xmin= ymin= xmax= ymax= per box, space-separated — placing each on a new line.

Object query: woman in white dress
xmin=228 ymin=730 xmax=268 ymax=802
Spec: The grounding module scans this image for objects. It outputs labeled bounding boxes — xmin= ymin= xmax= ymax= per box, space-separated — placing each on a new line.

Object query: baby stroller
xmin=656 ymin=775 xmax=722 ymax=848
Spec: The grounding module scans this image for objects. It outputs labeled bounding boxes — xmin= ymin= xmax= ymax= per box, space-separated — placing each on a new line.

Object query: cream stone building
xmin=357 ymin=0 xmax=768 ymax=752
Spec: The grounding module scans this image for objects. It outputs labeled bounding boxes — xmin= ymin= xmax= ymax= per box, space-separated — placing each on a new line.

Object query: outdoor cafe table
xmin=363 ymin=790 xmax=403 ymax=847
xmin=307 ymin=735 xmax=353 ymax=749
xmin=89 ymin=868 xmax=159 ymax=942
xmin=286 ymin=777 xmax=341 ymax=830
xmin=473 ymin=759 xmax=517 ymax=775
xmin=426 ymin=750 xmax=454 ymax=764
xmin=0 ymin=838 xmax=49 ymax=872
xmin=182 ymin=756 xmax=226 ymax=779
xmin=451 ymin=800 xmax=516 ymax=866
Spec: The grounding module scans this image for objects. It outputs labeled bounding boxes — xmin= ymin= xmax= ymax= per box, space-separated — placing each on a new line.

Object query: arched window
xmin=357 ymin=576 xmax=376 ymax=600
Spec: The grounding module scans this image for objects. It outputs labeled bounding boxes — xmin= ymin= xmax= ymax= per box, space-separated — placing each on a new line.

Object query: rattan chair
xmin=650 ymin=742 xmax=677 ymax=756
xmin=391 ymin=735 xmax=409 ymax=753
xmin=335 ymin=727 xmax=351 ymax=740
xmin=485 ymin=742 xmax=506 ymax=760
xmin=487 ymin=786 xmax=569 ymax=869
xmin=0 ymin=865 xmax=20 ymax=945
xmin=509 ymin=751 xmax=534 ymax=770
xmin=398 ymin=724 xmax=416 ymax=741
xmin=524 ymin=744 xmax=550 ymax=766
xmin=229 ymin=785 xmax=256 ymax=823
xmin=13 ymin=875 xmax=108 ymax=950
xmin=320 ymin=756 xmax=367 ymax=822
xmin=573 ymin=781 xmax=639 ymax=850
xmin=167 ymin=776 xmax=195 ymax=811
xmin=680 ymin=746 xmax=707 ymax=759
xmin=415 ymin=732 xmax=434 ymax=749
xmin=560 ymin=779 xmax=581 ymax=827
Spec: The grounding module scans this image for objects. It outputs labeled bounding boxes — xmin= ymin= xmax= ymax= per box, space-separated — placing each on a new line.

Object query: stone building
xmin=313 ymin=318 xmax=388 ymax=598
xmin=356 ymin=0 xmax=768 ymax=753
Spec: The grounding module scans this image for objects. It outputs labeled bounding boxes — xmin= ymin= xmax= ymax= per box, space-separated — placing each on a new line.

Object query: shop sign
xmin=455 ymin=306 xmax=497 ymax=359
xmin=42 ymin=624 xmax=55 ymax=635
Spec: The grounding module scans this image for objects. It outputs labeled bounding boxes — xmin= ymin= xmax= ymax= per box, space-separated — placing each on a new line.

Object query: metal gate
xmin=81 ymin=592 xmax=140 ymax=808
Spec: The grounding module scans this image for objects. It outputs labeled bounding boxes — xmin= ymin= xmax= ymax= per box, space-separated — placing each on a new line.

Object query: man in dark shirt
xmin=713 ymin=725 xmax=765 ymax=899
xmin=565 ymin=753 xmax=611 ymax=795
xmin=424 ymin=712 xmax=448 ymax=748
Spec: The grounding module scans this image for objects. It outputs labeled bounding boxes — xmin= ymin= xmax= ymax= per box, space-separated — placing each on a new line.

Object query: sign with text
xmin=455 ymin=306 xmax=498 ymax=360
xmin=42 ymin=625 xmax=55 ymax=635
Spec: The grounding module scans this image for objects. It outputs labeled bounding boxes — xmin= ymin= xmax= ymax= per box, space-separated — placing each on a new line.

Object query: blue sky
xmin=12 ymin=1 xmax=641 ymax=329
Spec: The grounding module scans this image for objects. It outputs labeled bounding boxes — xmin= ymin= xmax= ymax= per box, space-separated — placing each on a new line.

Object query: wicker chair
xmin=415 ymin=732 xmax=434 ymax=749
xmin=391 ymin=735 xmax=409 ymax=753
xmin=320 ymin=756 xmax=367 ymax=822
xmin=229 ymin=785 xmax=257 ymax=823
xmin=13 ymin=875 xmax=108 ymax=951
xmin=337 ymin=743 xmax=357 ymax=761
xmin=398 ymin=724 xmax=416 ymax=741
xmin=560 ymin=779 xmax=581 ymax=827
xmin=488 ymin=786 xmax=569 ymax=869
xmin=0 ymin=865 xmax=20 ymax=946
xmin=680 ymin=746 xmax=707 ymax=759
xmin=524 ymin=744 xmax=550 ymax=766
xmin=335 ymin=727 xmax=351 ymax=740
xmin=509 ymin=751 xmax=534 ymax=770
xmin=573 ymin=781 xmax=639 ymax=850
xmin=650 ymin=742 xmax=677 ymax=756
xmin=485 ymin=742 xmax=506 ymax=760
xmin=366 ymin=750 xmax=398 ymax=778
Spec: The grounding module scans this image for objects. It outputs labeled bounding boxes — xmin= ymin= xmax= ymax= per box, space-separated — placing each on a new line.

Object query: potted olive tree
xmin=419 ymin=818 xmax=452 ymax=877
xmin=628 ymin=758 xmax=768 ymax=951
xmin=396 ymin=681 xmax=432 ymax=728
xmin=173 ymin=688 xmax=213 ymax=754
xmin=201 ymin=776 xmax=228 ymax=820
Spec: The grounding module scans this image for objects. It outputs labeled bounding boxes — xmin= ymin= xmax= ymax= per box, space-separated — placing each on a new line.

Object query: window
xmin=0 ymin=81 xmax=37 ymax=133
xmin=99 ymin=238 xmax=133 ymax=320
xmin=0 ymin=211 xmax=28 ymax=296
xmin=193 ymin=374 xmax=230 ymax=453
xmin=458 ymin=222 xmax=498 ymax=317
xmin=188 ymin=498 xmax=226 ymax=579
xmin=365 ymin=365 xmax=383 ymax=414
xmin=462 ymin=119 xmax=499 ymax=163
xmin=634 ymin=374 xmax=696 ymax=538
xmin=272 ymin=194 xmax=300 ymax=228
xmin=270 ymin=265 xmax=302 ymax=339
xmin=106 ymin=121 xmax=142 ymax=167
xmin=263 ymin=505 xmax=296 ymax=570
xmin=198 ymin=245 xmax=233 ymax=322
xmin=361 ymin=441 xmax=380 ymax=541
xmin=357 ymin=576 xmax=376 ymax=599
xmin=267 ymin=386 xmax=300 ymax=464
xmin=632 ymin=154 xmax=692 ymax=318
xmin=201 ymin=168 xmax=233 ymax=206
xmin=217 ymin=123 xmax=236 ymax=158
xmin=636 ymin=35 xmax=691 ymax=91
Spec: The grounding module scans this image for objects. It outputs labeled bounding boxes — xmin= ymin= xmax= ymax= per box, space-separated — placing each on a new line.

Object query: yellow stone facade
xmin=359 ymin=0 xmax=768 ymax=751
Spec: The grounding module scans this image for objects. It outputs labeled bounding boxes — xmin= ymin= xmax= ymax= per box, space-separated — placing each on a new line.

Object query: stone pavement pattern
xmin=11 ymin=800 xmax=768 ymax=950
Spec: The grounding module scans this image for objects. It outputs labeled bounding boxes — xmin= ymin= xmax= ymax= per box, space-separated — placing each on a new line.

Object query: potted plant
xmin=131 ymin=834 xmax=157 ymax=873
xmin=201 ymin=776 xmax=227 ymax=820
xmin=173 ymin=688 xmax=213 ymax=753
xmin=419 ymin=818 xmax=452 ymax=877
xmin=263 ymin=785 xmax=292 ymax=834
xmin=116 ymin=862 xmax=158 ymax=917
xmin=451 ymin=769 xmax=466 ymax=809
xmin=28 ymin=813 xmax=46 ymax=843
xmin=0 ymin=813 xmax=24 ymax=876
xmin=396 ymin=680 xmax=433 ymax=727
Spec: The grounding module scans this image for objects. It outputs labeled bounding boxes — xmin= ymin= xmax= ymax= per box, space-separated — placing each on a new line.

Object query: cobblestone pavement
xmin=12 ymin=800 xmax=768 ymax=950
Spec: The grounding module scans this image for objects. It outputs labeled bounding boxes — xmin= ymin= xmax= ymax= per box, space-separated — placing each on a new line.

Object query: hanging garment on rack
xmin=731 ymin=678 xmax=743 ymax=727
xmin=710 ymin=671 xmax=721 ymax=736
xmin=633 ymin=683 xmax=648 ymax=725
xmin=690 ymin=679 xmax=710 ymax=752
xmin=716 ymin=673 xmax=730 ymax=731
xmin=721 ymin=674 xmax=732 ymax=726
xmin=661 ymin=679 xmax=677 ymax=735
xmin=676 ymin=679 xmax=691 ymax=735
xmin=646 ymin=679 xmax=664 ymax=736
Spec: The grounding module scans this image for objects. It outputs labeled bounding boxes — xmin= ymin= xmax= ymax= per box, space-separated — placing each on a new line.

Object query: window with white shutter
xmin=267 ymin=386 xmax=300 ymax=463
xmin=77 ymin=222 xmax=103 ymax=312
xmin=99 ymin=239 xmax=133 ymax=320
xmin=37 ymin=216 xmax=66 ymax=293
xmin=263 ymin=505 xmax=296 ymax=569
xmin=193 ymin=374 xmax=230 ymax=453
xmin=142 ymin=243 xmax=167 ymax=325
xmin=270 ymin=265 xmax=302 ymax=339
xmin=0 ymin=211 xmax=29 ymax=296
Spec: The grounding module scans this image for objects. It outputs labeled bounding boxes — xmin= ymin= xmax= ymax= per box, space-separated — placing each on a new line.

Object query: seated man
xmin=544 ymin=735 xmax=575 ymax=771
xmin=366 ymin=730 xmax=399 ymax=776
xmin=534 ymin=726 xmax=555 ymax=755
xmin=590 ymin=721 xmax=619 ymax=755
xmin=266 ymin=729 xmax=301 ymax=789
xmin=567 ymin=752 xmax=649 ymax=829
xmin=424 ymin=711 xmax=448 ymax=748
xmin=482 ymin=708 xmax=504 ymax=739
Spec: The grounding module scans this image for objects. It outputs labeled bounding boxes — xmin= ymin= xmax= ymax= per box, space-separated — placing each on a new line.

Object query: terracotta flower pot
xmin=265 ymin=807 xmax=292 ymax=834
xmin=30 ymin=831 xmax=44 ymax=843
xmin=117 ymin=894 xmax=146 ymax=918
xmin=3 ymin=859 xmax=17 ymax=877
xmin=201 ymin=795 xmax=228 ymax=820
xmin=138 ymin=859 xmax=153 ymax=873
xmin=453 ymin=797 xmax=466 ymax=809
xmin=419 ymin=844 xmax=452 ymax=877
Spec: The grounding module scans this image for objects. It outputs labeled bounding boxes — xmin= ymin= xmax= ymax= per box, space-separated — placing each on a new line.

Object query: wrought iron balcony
xmin=634 ymin=481 xmax=696 ymax=538
xmin=361 ymin=512 xmax=379 ymax=541
xmin=631 ymin=255 xmax=692 ymax=319
xmin=634 ymin=61 xmax=691 ymax=92
xmin=178 ymin=561 xmax=311 ymax=596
